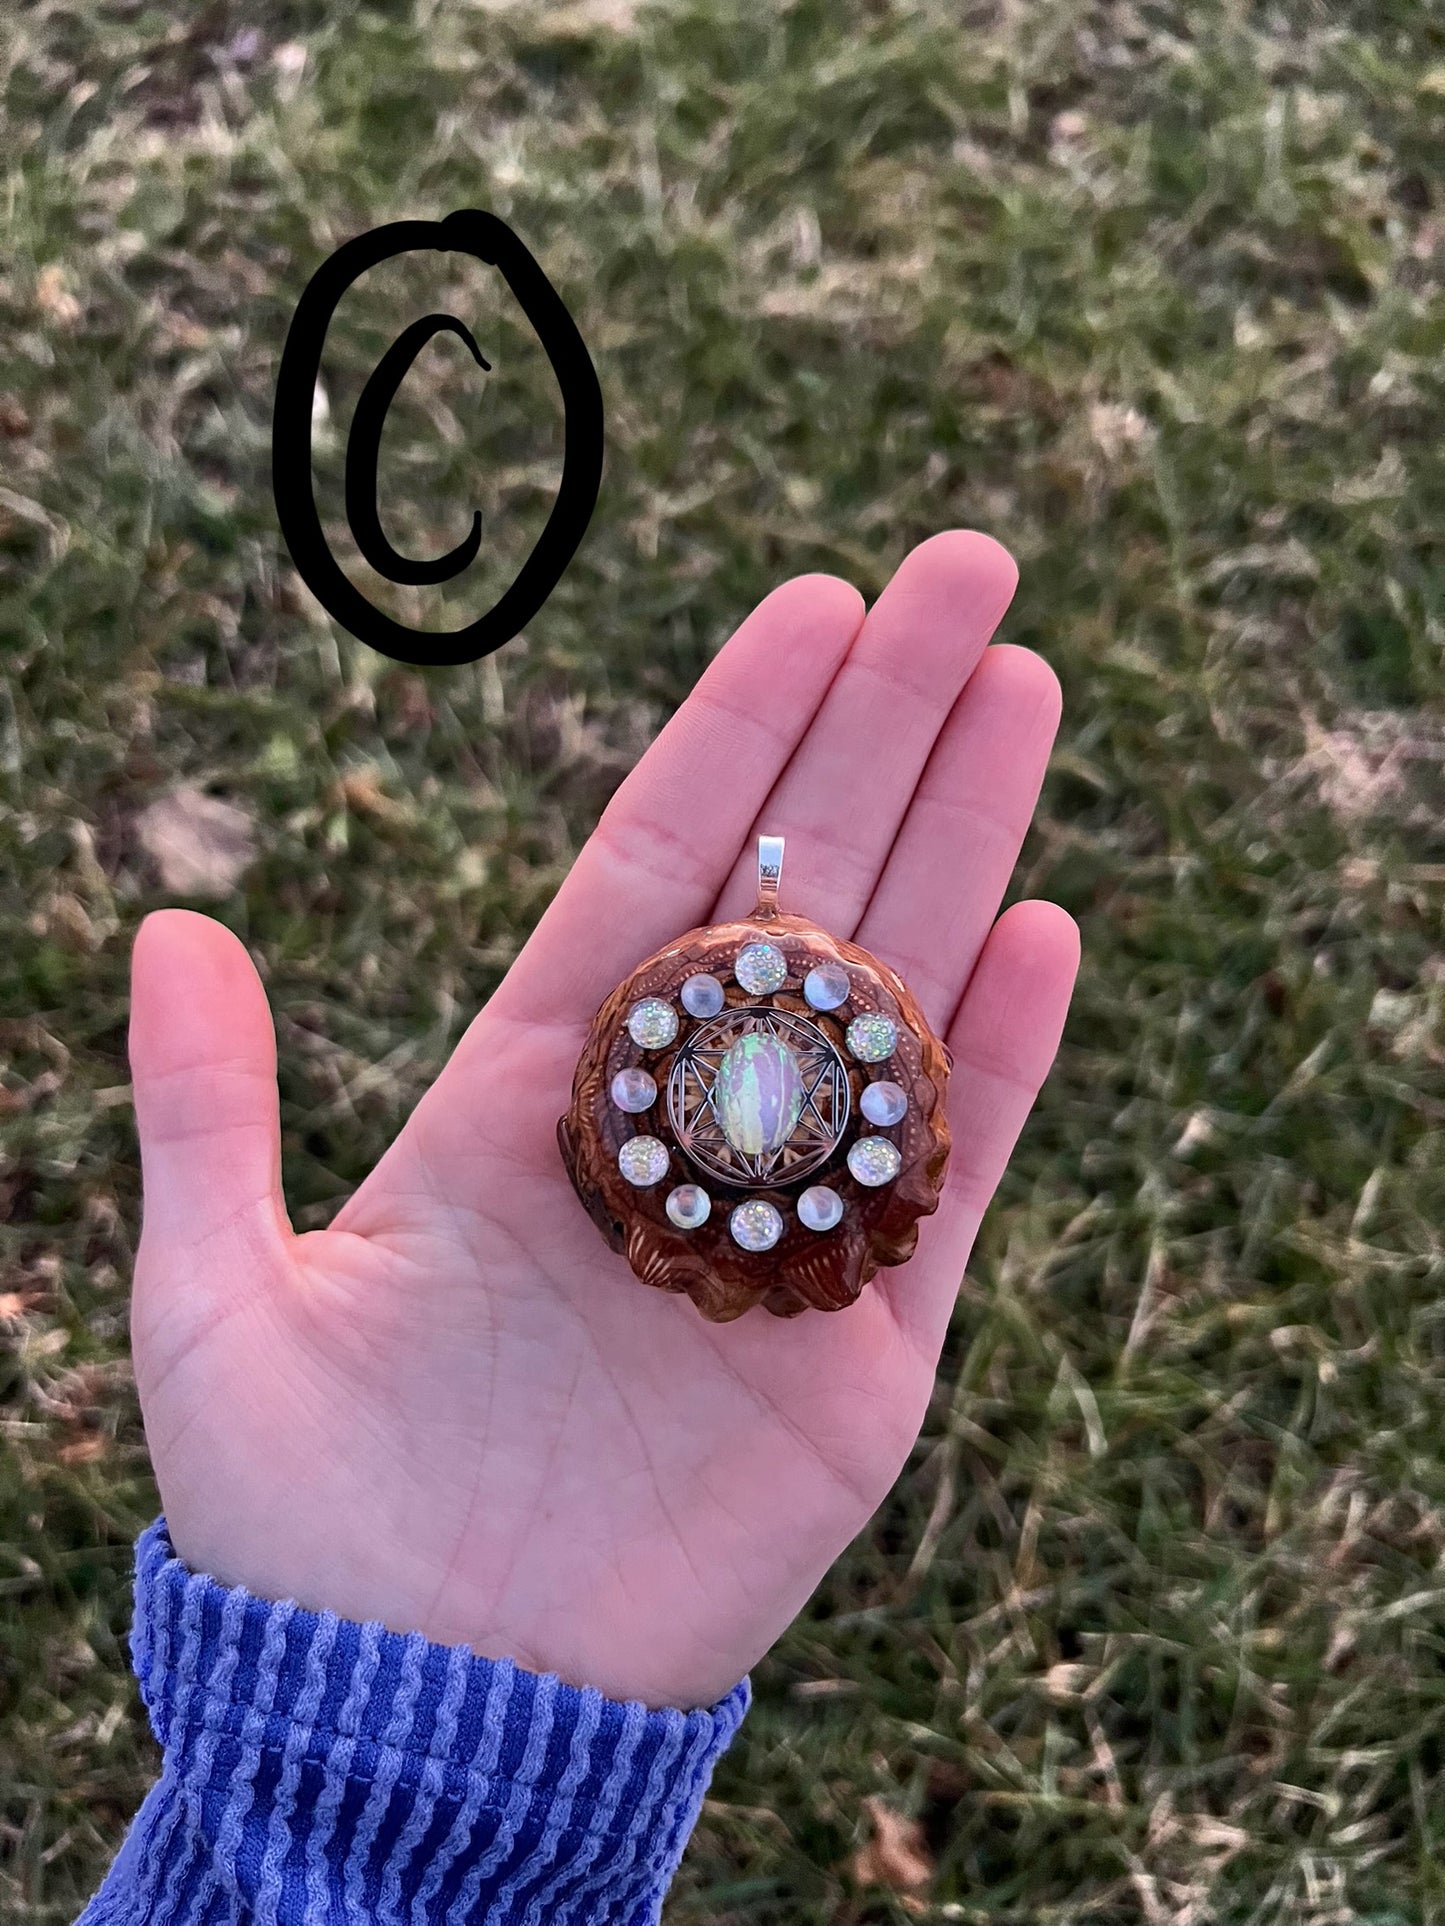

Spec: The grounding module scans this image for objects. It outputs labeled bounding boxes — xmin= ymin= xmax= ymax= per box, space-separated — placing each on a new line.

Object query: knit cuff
xmin=84 ymin=1517 xmax=750 ymax=1925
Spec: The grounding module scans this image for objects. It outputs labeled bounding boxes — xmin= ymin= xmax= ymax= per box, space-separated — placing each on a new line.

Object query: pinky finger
xmin=881 ymin=899 xmax=1081 ymax=1362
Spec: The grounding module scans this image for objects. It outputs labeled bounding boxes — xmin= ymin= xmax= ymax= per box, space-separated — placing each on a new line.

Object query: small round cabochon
xmin=666 ymin=1183 xmax=711 ymax=1229
xmin=798 ymin=1185 xmax=845 ymax=1231
xmin=848 ymin=1136 xmax=902 ymax=1186
xmin=611 ymin=1067 xmax=657 ymax=1113
xmin=681 ymin=973 xmax=726 ymax=1018
xmin=860 ymin=1079 xmax=907 ymax=1127
xmin=628 ymin=998 xmax=678 ymax=1049
xmin=846 ymin=1013 xmax=897 ymax=1062
xmin=730 ymin=1199 xmax=784 ymax=1251
xmin=735 ymin=943 xmax=787 ymax=996
xmin=619 ymin=1136 xmax=670 ymax=1186
xmin=804 ymin=965 xmax=850 ymax=1011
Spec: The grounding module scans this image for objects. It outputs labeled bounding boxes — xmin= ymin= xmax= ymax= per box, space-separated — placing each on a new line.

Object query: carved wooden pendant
xmin=559 ymin=837 xmax=952 ymax=1321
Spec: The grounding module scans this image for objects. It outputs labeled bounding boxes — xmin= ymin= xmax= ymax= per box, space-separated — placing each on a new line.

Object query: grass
xmin=2 ymin=0 xmax=1443 ymax=1918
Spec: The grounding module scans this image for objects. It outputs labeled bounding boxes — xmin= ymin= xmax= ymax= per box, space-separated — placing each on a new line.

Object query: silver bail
xmin=756 ymin=834 xmax=784 ymax=918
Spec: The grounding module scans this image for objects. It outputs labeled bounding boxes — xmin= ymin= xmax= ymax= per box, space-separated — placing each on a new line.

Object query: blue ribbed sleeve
xmin=78 ymin=1519 xmax=751 ymax=1924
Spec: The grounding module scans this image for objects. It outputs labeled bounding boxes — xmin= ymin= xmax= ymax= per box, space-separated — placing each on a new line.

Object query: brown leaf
xmin=36 ymin=264 xmax=82 ymax=328
xmin=31 ymin=891 xmax=99 ymax=952
xmin=851 ymin=1794 xmax=934 ymax=1905
xmin=1043 ymin=1661 xmax=1094 ymax=1703
xmin=473 ymin=0 xmax=640 ymax=25
xmin=383 ymin=672 xmax=436 ymax=735
xmin=135 ymin=788 xmax=257 ymax=897
xmin=57 ymin=1435 xmax=109 ymax=1466
xmin=924 ymin=1758 xmax=971 ymax=1802
xmin=334 ymin=767 xmax=409 ymax=825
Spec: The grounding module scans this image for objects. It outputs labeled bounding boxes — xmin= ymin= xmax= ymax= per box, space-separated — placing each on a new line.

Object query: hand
xmin=128 ymin=531 xmax=1079 ymax=1711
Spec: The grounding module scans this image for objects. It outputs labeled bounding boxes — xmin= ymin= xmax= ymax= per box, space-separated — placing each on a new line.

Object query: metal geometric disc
xmin=667 ymin=1006 xmax=851 ymax=1188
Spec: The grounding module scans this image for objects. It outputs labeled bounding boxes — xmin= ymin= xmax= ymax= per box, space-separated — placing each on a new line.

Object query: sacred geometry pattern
xmin=667 ymin=1005 xmax=851 ymax=1188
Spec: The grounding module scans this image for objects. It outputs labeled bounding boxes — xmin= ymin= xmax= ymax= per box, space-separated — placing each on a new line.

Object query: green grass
xmin=2 ymin=0 xmax=1444 ymax=1918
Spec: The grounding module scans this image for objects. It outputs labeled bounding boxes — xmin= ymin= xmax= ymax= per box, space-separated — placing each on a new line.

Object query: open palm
xmin=130 ymin=532 xmax=1078 ymax=1711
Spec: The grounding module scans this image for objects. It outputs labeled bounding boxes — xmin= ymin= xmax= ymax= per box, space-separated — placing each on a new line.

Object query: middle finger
xmin=708 ymin=529 xmax=1019 ymax=935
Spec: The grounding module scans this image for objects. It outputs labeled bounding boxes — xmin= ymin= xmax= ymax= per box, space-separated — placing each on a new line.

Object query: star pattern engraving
xmin=667 ymin=1007 xmax=850 ymax=1188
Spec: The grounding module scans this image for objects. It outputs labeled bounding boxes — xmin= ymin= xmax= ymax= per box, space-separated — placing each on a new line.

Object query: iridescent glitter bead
xmin=666 ymin=1184 xmax=711 ymax=1230
xmin=797 ymin=1185 xmax=844 ymax=1232
xmin=846 ymin=1013 xmax=897 ymax=1062
xmin=729 ymin=1199 xmax=783 ymax=1251
xmin=860 ymin=1079 xmax=907 ymax=1127
xmin=847 ymin=1136 xmax=902 ymax=1186
xmin=735 ymin=942 xmax=787 ymax=996
xmin=803 ymin=964 xmax=850 ymax=1012
xmin=618 ymin=1136 xmax=669 ymax=1187
xmin=680 ymin=972 xmax=725 ymax=1018
xmin=610 ymin=1067 xmax=657 ymax=1113
xmin=626 ymin=998 xmax=678 ymax=1049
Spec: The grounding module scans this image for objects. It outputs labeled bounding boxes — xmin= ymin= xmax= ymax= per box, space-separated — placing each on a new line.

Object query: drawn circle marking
xmin=272 ymin=209 xmax=603 ymax=667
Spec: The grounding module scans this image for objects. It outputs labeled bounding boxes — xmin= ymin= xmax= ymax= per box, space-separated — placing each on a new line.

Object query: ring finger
xmin=851 ymin=641 xmax=1063 ymax=1035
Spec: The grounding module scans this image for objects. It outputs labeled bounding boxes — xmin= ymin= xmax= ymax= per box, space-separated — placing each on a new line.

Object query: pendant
xmin=558 ymin=836 xmax=952 ymax=1322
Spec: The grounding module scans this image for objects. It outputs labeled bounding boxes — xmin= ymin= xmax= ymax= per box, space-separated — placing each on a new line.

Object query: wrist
xmin=92 ymin=1517 xmax=752 ymax=1926
xmin=160 ymin=1497 xmax=756 ymax=1715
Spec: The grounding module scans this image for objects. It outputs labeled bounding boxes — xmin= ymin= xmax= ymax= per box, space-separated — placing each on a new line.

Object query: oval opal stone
xmin=713 ymin=1032 xmax=804 ymax=1157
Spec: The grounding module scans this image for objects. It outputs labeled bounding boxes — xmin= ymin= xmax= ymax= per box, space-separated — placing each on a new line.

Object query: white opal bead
xmin=681 ymin=973 xmax=725 ymax=1018
xmin=797 ymin=1185 xmax=844 ymax=1232
xmin=860 ymin=1079 xmax=907 ymax=1127
xmin=666 ymin=1184 xmax=711 ymax=1229
xmin=803 ymin=965 xmax=850 ymax=1011
xmin=610 ymin=1067 xmax=657 ymax=1113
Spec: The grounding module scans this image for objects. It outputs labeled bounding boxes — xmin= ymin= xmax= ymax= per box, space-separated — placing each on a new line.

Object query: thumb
xmin=129 ymin=910 xmax=290 ymax=1255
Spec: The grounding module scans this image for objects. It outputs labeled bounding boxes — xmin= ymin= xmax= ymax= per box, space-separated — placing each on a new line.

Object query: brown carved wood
xmin=559 ymin=909 xmax=952 ymax=1321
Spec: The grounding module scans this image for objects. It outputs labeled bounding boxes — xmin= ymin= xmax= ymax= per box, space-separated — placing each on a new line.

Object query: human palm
xmin=130 ymin=532 xmax=1078 ymax=1710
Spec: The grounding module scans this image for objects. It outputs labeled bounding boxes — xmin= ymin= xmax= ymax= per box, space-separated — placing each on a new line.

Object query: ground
xmin=1 ymin=1 xmax=1443 ymax=1920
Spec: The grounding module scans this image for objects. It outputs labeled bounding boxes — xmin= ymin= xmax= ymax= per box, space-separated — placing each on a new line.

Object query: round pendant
xmin=557 ymin=836 xmax=952 ymax=1322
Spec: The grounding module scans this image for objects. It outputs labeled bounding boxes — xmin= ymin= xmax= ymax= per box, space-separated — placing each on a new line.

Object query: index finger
xmin=482 ymin=571 xmax=866 ymax=1034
